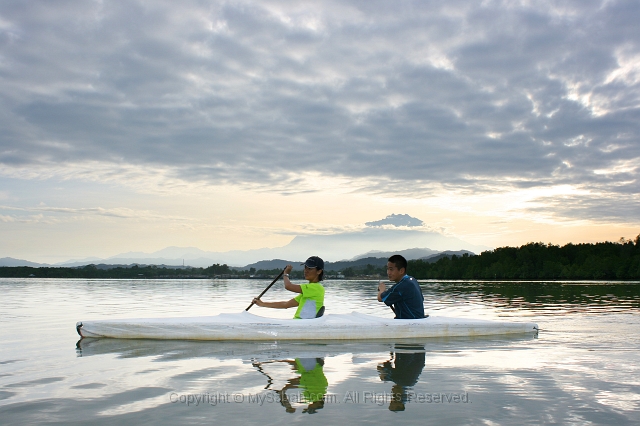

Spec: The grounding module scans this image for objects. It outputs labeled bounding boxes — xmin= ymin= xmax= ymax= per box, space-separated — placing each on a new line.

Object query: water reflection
xmin=420 ymin=281 xmax=640 ymax=315
xmin=377 ymin=344 xmax=425 ymax=412
xmin=4 ymin=278 xmax=640 ymax=425
xmin=252 ymin=358 xmax=328 ymax=414
xmin=75 ymin=335 xmax=534 ymax=360
xmin=314 ymin=280 xmax=640 ymax=318
xmin=77 ymin=337 xmax=515 ymax=415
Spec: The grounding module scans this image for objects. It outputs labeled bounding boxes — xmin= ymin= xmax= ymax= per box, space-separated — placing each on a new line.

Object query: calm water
xmin=1 ymin=278 xmax=640 ymax=425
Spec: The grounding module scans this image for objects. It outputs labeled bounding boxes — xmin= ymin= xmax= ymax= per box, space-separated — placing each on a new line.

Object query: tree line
xmin=407 ymin=236 xmax=640 ymax=280
xmin=2 ymin=235 xmax=639 ymax=280
xmin=0 ymin=263 xmax=235 ymax=279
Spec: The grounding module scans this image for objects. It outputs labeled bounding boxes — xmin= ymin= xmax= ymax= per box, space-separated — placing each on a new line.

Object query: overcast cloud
xmin=1 ymin=0 xmax=639 ymax=224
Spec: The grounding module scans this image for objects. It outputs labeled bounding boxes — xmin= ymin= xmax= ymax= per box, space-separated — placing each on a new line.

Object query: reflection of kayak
xmin=76 ymin=311 xmax=538 ymax=340
xmin=75 ymin=335 xmax=535 ymax=360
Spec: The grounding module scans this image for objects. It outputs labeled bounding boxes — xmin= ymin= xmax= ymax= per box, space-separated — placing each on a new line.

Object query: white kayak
xmin=76 ymin=311 xmax=538 ymax=340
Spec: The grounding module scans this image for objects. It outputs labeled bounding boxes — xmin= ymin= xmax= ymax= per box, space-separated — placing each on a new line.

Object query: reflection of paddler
xmin=252 ymin=357 xmax=328 ymax=414
xmin=296 ymin=358 xmax=328 ymax=404
xmin=377 ymin=347 xmax=425 ymax=412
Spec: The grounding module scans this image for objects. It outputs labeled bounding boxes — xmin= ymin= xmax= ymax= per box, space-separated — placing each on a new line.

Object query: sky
xmin=1 ymin=0 xmax=639 ymax=263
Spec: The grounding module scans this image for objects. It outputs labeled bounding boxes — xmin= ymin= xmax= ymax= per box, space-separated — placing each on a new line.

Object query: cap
xmin=301 ymin=256 xmax=324 ymax=270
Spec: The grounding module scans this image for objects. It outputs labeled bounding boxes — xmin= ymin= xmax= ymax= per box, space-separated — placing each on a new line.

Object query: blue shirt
xmin=381 ymin=275 xmax=425 ymax=319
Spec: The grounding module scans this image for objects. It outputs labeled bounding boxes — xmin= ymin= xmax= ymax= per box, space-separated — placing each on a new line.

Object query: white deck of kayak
xmin=77 ymin=311 xmax=539 ymax=340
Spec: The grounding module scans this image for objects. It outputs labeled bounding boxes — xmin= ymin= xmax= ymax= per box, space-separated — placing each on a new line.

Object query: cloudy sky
xmin=1 ymin=0 xmax=639 ymax=262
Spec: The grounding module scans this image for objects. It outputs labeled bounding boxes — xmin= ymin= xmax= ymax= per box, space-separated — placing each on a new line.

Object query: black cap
xmin=301 ymin=256 xmax=324 ymax=270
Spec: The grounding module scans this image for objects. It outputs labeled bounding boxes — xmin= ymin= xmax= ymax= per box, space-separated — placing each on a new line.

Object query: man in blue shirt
xmin=377 ymin=255 xmax=426 ymax=319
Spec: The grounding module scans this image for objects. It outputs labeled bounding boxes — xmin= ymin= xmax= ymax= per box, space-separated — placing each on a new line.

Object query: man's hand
xmin=253 ymin=298 xmax=264 ymax=307
xmin=284 ymin=264 xmax=293 ymax=274
xmin=377 ymin=281 xmax=386 ymax=302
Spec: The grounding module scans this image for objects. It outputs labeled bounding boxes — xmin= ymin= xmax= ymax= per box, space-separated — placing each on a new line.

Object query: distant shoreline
xmin=2 ymin=237 xmax=639 ymax=280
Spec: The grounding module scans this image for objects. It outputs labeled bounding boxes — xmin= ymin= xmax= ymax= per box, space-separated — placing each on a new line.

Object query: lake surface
xmin=1 ymin=278 xmax=640 ymax=425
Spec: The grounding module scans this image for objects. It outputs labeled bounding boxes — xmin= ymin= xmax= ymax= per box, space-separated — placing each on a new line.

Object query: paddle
xmin=246 ymin=268 xmax=286 ymax=311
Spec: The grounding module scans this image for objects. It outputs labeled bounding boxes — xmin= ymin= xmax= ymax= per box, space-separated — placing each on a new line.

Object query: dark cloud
xmin=0 ymin=0 xmax=639 ymax=222
xmin=529 ymin=192 xmax=640 ymax=224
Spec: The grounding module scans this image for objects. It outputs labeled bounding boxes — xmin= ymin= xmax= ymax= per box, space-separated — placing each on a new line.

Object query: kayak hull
xmin=76 ymin=312 xmax=539 ymax=340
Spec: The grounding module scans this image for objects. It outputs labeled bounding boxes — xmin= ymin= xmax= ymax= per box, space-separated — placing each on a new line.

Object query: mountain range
xmin=241 ymin=250 xmax=475 ymax=272
xmin=1 ymin=214 xmax=490 ymax=268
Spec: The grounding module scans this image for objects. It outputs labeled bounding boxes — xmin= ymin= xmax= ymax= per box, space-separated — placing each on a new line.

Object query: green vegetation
xmin=2 ymin=236 xmax=639 ymax=280
xmin=409 ymin=236 xmax=640 ymax=280
xmin=340 ymin=264 xmax=385 ymax=278
xmin=0 ymin=264 xmax=208 ymax=279
xmin=0 ymin=263 xmax=308 ymax=279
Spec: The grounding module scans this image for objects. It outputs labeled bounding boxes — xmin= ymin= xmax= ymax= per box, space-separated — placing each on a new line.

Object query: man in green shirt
xmin=253 ymin=256 xmax=325 ymax=319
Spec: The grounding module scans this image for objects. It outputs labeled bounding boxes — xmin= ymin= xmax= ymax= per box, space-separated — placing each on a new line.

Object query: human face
xmin=386 ymin=262 xmax=405 ymax=282
xmin=304 ymin=265 xmax=322 ymax=282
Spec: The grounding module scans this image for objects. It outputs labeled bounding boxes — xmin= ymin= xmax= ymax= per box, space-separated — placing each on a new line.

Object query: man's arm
xmin=253 ymin=298 xmax=299 ymax=309
xmin=283 ymin=265 xmax=302 ymax=293
xmin=379 ymin=281 xmax=406 ymax=306
xmin=284 ymin=276 xmax=302 ymax=293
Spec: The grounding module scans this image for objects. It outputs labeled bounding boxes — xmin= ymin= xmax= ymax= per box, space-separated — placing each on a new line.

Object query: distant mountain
xmin=0 ymin=257 xmax=48 ymax=267
xmin=4 ymin=214 xmax=490 ymax=268
xmin=365 ymin=214 xmax=424 ymax=227
xmin=279 ymin=228 xmax=488 ymax=263
xmin=325 ymin=251 xmax=476 ymax=271
xmin=74 ymin=263 xmax=190 ymax=270
xmin=49 ymin=230 xmax=486 ymax=268
xmin=1 ymin=251 xmax=478 ymax=272
xmin=56 ymin=256 xmax=111 ymax=267
xmin=237 ymin=250 xmax=477 ymax=272
xmin=241 ymin=257 xmax=391 ymax=272
xmin=421 ymin=250 xmax=475 ymax=263
xmin=111 ymin=247 xmax=212 ymax=259
xmin=349 ymin=247 xmax=440 ymax=261
xmin=238 ymin=259 xmax=304 ymax=271
xmin=102 ymin=257 xmax=200 ymax=267
xmin=325 ymin=257 xmax=388 ymax=271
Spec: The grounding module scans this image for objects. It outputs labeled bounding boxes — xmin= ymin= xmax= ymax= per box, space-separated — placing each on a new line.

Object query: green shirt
xmin=295 ymin=358 xmax=328 ymax=402
xmin=293 ymin=283 xmax=325 ymax=319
